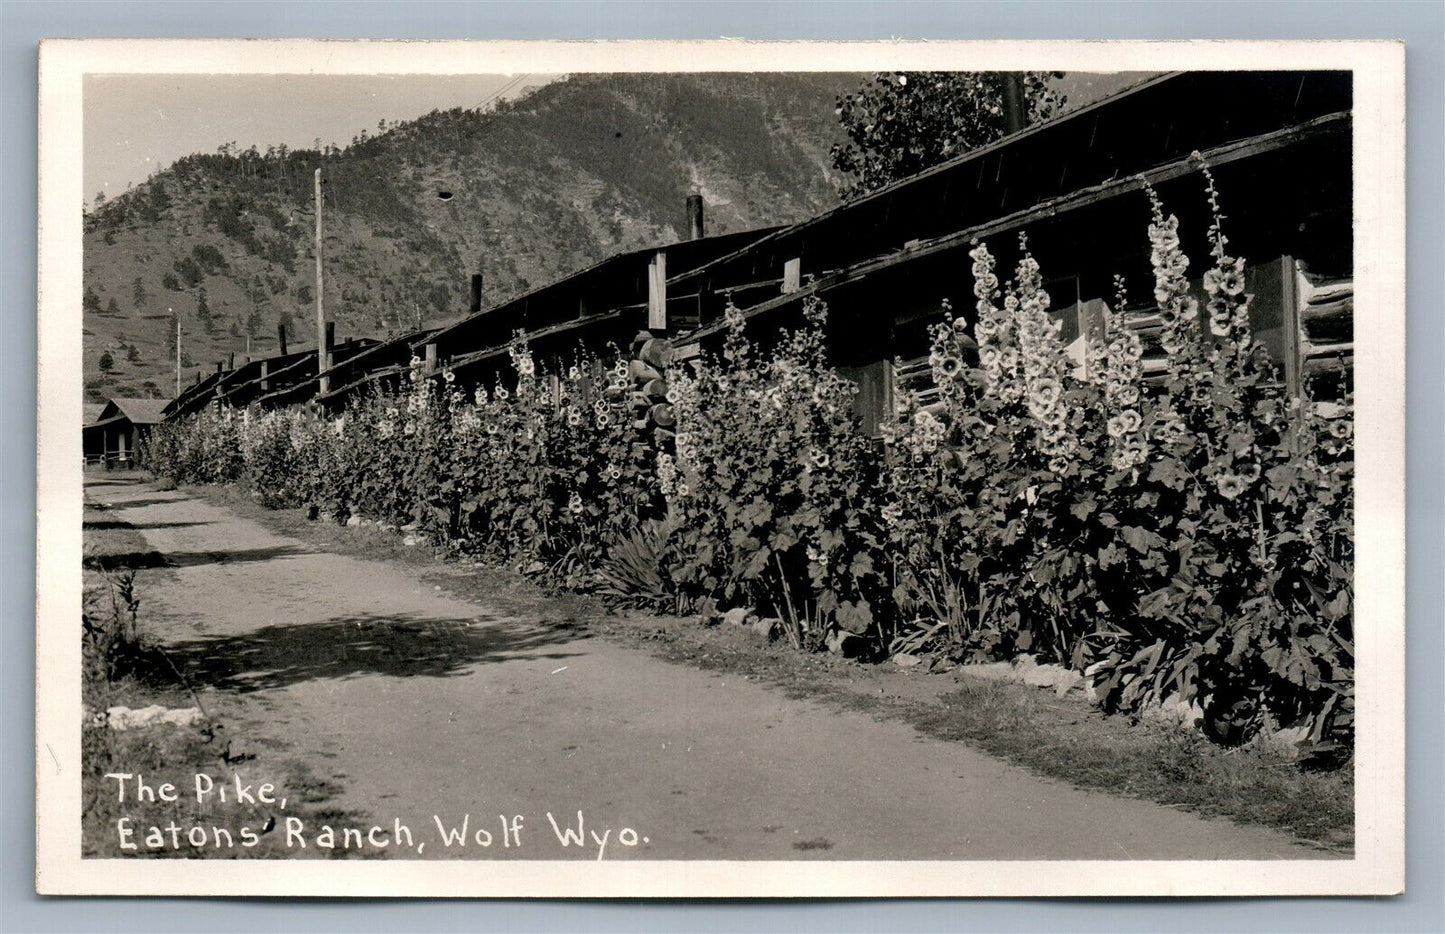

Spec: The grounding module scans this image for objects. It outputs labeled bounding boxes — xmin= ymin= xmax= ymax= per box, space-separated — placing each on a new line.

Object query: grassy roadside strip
xmin=81 ymin=490 xmax=375 ymax=858
xmin=185 ymin=477 xmax=1354 ymax=854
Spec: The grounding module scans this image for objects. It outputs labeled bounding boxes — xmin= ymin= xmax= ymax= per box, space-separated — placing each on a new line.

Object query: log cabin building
xmin=161 ymin=70 xmax=1353 ymax=433
xmin=655 ymin=69 xmax=1354 ymax=431
xmin=315 ymin=217 xmax=782 ymax=409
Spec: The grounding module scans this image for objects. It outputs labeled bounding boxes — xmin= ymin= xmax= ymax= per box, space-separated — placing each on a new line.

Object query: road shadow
xmin=94 ymin=496 xmax=195 ymax=510
xmin=83 ymin=519 xmax=217 ymax=531
xmin=147 ymin=612 xmax=585 ymax=692
xmin=84 ymin=474 xmax=150 ymax=488
xmin=84 ymin=544 xmax=311 ymax=573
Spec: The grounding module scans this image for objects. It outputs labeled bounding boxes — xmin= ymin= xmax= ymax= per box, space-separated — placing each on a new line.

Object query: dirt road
xmin=85 ymin=473 xmax=1324 ymax=860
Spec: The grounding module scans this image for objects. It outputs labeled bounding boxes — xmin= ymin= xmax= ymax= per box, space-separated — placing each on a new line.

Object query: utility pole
xmin=173 ymin=308 xmax=180 ymax=398
xmin=314 ymin=167 xmax=327 ymax=393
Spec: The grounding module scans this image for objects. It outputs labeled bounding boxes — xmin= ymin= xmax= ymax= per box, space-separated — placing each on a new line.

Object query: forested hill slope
xmin=82 ymin=73 xmax=861 ymax=400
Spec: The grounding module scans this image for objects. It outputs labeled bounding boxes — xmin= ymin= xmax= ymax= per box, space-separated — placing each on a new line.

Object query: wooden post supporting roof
xmin=782 ymin=258 xmax=802 ymax=294
xmin=1280 ymin=260 xmax=1302 ymax=398
xmin=839 ymin=360 xmax=893 ymax=438
xmin=1067 ymin=298 xmax=1109 ymax=380
xmin=647 ymin=252 xmax=668 ymax=330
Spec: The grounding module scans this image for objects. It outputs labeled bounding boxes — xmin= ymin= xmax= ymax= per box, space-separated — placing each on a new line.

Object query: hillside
xmin=82 ymin=73 xmax=861 ymax=400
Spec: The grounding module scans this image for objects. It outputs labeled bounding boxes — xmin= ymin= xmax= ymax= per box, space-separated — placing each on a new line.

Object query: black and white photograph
xmin=35 ymin=39 xmax=1406 ymax=897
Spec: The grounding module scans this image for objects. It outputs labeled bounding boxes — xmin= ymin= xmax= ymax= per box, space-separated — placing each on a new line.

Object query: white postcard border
xmin=36 ymin=38 xmax=1406 ymax=897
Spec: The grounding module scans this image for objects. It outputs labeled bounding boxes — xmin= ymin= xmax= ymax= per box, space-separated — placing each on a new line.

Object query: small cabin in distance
xmin=83 ymin=397 xmax=169 ymax=466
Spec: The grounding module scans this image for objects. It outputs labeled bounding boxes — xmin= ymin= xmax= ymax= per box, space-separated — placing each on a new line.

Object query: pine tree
xmin=196 ymin=287 xmax=213 ymax=332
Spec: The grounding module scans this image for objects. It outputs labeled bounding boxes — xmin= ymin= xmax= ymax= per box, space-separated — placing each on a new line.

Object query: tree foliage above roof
xmin=831 ymin=72 xmax=1066 ymax=200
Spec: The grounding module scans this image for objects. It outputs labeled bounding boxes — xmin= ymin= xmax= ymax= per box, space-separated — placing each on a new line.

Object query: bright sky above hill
xmin=84 ymin=71 xmax=1150 ymax=209
xmin=83 ymin=73 xmax=558 ymax=202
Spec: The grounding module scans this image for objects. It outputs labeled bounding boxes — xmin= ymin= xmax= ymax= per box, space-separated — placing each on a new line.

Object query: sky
xmin=83 ymin=73 xmax=557 ymax=201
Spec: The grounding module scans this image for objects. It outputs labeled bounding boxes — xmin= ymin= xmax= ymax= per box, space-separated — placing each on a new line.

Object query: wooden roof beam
xmin=682 ymin=112 xmax=1349 ymax=344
